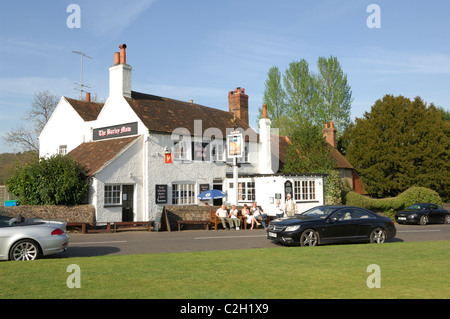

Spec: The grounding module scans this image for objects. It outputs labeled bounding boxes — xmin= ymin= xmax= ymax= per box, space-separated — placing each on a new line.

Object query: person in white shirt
xmin=274 ymin=199 xmax=285 ymax=218
xmin=250 ymin=202 xmax=267 ymax=229
xmin=285 ymin=194 xmax=297 ymax=217
xmin=228 ymin=205 xmax=241 ymax=230
xmin=215 ymin=204 xmax=229 ymax=230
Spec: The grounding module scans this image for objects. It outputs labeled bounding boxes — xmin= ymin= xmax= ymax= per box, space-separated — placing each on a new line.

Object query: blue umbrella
xmin=197 ymin=189 xmax=227 ymax=200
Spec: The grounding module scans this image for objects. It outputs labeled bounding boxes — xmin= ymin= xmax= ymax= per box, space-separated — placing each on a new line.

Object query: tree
xmin=283 ymin=59 xmax=317 ymax=124
xmin=315 ymin=56 xmax=352 ymax=134
xmin=342 ymin=95 xmax=449 ymax=201
xmin=258 ymin=56 xmax=352 ymax=137
xmin=7 ymin=154 xmax=88 ymax=205
xmin=281 ymin=120 xmax=336 ymax=174
xmin=258 ymin=66 xmax=287 ymax=133
xmin=4 ymin=90 xmax=58 ymax=152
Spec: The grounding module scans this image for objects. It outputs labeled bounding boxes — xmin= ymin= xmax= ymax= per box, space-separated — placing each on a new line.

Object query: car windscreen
xmin=300 ymin=207 xmax=335 ymax=218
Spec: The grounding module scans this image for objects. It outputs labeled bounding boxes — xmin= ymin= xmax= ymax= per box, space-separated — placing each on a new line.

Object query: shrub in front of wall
xmin=345 ymin=187 xmax=443 ymax=219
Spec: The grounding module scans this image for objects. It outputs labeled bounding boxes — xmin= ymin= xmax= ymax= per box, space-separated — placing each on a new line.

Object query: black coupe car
xmin=395 ymin=203 xmax=450 ymax=225
xmin=267 ymin=205 xmax=396 ymax=246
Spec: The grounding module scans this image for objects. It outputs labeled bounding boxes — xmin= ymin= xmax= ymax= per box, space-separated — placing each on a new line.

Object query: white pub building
xmin=39 ymin=44 xmax=326 ymax=223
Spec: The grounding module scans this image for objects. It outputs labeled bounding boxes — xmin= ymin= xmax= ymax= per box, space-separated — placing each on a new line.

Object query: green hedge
xmin=345 ymin=187 xmax=443 ymax=220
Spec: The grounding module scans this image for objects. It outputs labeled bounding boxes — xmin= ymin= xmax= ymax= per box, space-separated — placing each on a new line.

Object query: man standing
xmin=274 ymin=199 xmax=285 ymax=218
xmin=215 ymin=204 xmax=229 ymax=230
xmin=285 ymin=194 xmax=297 ymax=217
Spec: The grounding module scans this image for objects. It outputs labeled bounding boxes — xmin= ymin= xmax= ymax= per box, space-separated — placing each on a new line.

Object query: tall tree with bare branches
xmin=4 ymin=90 xmax=58 ymax=152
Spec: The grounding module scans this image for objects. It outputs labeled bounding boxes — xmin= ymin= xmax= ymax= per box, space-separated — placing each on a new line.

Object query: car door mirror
xmin=329 ymin=217 xmax=338 ymax=223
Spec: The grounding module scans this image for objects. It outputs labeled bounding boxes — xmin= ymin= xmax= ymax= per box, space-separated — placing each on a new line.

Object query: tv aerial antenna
xmin=72 ymin=50 xmax=93 ymax=99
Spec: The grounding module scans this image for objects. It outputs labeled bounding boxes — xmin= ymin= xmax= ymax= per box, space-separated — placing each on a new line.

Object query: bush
xmin=7 ymin=154 xmax=88 ymax=205
xmin=344 ymin=187 xmax=442 ymax=220
xmin=324 ymin=170 xmax=343 ymax=205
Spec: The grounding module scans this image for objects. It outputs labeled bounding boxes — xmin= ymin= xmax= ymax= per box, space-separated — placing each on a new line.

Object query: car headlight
xmin=285 ymin=225 xmax=301 ymax=232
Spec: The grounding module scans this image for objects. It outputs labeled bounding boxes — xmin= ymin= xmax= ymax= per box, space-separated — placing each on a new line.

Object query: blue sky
xmin=1 ymin=0 xmax=449 ymax=153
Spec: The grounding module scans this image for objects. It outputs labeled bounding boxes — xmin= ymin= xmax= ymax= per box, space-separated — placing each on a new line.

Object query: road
xmin=60 ymin=223 xmax=450 ymax=258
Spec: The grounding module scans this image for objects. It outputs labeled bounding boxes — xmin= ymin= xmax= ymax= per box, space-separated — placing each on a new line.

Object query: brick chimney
xmin=228 ymin=87 xmax=249 ymax=126
xmin=109 ymin=44 xmax=132 ymax=98
xmin=322 ymin=122 xmax=337 ymax=148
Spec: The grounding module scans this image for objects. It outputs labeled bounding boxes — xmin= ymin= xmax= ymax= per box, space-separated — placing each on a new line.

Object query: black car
xmin=395 ymin=203 xmax=450 ymax=225
xmin=267 ymin=206 xmax=396 ymax=246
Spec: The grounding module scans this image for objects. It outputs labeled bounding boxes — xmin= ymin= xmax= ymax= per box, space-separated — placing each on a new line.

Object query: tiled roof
xmin=64 ymin=97 xmax=104 ymax=121
xmin=68 ymin=136 xmax=140 ymax=176
xmin=125 ymin=91 xmax=253 ymax=136
xmin=282 ymin=136 xmax=355 ymax=170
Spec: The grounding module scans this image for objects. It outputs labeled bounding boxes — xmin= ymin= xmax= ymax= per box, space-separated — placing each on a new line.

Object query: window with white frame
xmin=104 ymin=185 xmax=121 ymax=205
xmin=58 ymin=145 xmax=67 ymax=155
xmin=211 ymin=142 xmax=225 ymax=162
xmin=173 ymin=141 xmax=188 ymax=160
xmin=172 ymin=183 xmax=196 ymax=204
xmin=238 ymin=181 xmax=255 ymax=202
xmin=294 ymin=180 xmax=316 ymax=201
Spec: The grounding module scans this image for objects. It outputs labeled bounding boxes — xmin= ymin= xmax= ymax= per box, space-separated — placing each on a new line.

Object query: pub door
xmin=122 ymin=185 xmax=134 ymax=222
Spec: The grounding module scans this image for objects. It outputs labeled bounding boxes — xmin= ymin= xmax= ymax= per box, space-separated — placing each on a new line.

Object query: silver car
xmin=0 ymin=214 xmax=69 ymax=261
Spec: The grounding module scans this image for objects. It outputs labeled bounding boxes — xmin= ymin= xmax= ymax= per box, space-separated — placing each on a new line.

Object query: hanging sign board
xmin=227 ymin=131 xmax=243 ymax=158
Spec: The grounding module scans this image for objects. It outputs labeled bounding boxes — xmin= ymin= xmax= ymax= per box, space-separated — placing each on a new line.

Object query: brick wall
xmin=164 ymin=205 xmax=216 ymax=230
xmin=0 ymin=205 xmax=96 ymax=225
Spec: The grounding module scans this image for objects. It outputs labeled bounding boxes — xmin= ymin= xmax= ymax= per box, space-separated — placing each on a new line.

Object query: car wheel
xmin=444 ymin=214 xmax=450 ymax=224
xmin=299 ymin=229 xmax=319 ymax=247
xmin=9 ymin=239 xmax=42 ymax=261
xmin=369 ymin=227 xmax=386 ymax=244
xmin=419 ymin=215 xmax=428 ymax=225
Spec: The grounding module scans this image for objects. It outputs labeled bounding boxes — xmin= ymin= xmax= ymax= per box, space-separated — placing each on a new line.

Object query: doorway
xmin=213 ymin=179 xmax=223 ymax=206
xmin=122 ymin=185 xmax=134 ymax=221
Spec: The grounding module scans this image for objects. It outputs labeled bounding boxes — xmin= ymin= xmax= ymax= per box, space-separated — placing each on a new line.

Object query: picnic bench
xmin=113 ymin=221 xmax=153 ymax=233
xmin=177 ymin=220 xmax=211 ymax=231
xmin=210 ymin=208 xmax=270 ymax=230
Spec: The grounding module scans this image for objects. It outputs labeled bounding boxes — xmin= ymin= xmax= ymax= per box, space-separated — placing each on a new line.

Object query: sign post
xmin=227 ymin=131 xmax=243 ymax=206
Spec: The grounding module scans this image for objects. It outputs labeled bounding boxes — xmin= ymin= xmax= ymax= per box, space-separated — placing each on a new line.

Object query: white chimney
xmin=109 ymin=44 xmax=132 ymax=98
xmin=258 ymin=104 xmax=274 ymax=174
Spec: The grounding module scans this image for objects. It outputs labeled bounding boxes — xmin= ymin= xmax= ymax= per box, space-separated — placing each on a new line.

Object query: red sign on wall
xmin=165 ymin=153 xmax=172 ymax=164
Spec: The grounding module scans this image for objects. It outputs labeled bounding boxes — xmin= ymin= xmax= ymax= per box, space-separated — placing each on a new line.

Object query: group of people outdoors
xmin=214 ymin=194 xmax=298 ymax=230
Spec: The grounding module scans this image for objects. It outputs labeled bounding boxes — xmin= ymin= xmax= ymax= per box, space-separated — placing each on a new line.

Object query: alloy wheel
xmin=10 ymin=240 xmax=40 ymax=261
xmin=300 ymin=229 xmax=318 ymax=247
xmin=370 ymin=228 xmax=386 ymax=244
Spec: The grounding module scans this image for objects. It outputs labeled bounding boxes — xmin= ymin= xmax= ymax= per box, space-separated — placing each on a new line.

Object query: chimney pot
xmin=262 ymin=104 xmax=267 ymax=118
xmin=114 ymin=52 xmax=120 ymax=65
xmin=119 ymin=44 xmax=127 ymax=64
xmin=86 ymin=92 xmax=90 ymax=102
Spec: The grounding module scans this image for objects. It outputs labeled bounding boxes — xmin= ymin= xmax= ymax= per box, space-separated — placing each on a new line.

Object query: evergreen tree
xmin=343 ymin=95 xmax=449 ymax=201
xmin=281 ymin=120 xmax=336 ymax=174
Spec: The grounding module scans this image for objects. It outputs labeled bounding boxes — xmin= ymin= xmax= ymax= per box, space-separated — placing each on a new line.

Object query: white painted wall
xmin=39 ymin=97 xmax=92 ymax=157
xmin=224 ymin=175 xmax=325 ymax=215
xmin=93 ymin=136 xmax=143 ymax=223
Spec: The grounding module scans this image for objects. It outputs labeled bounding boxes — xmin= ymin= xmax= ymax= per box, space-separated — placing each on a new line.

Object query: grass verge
xmin=0 ymin=241 xmax=449 ymax=299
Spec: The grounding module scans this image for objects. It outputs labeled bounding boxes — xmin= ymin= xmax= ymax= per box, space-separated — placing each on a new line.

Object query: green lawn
xmin=0 ymin=241 xmax=449 ymax=299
